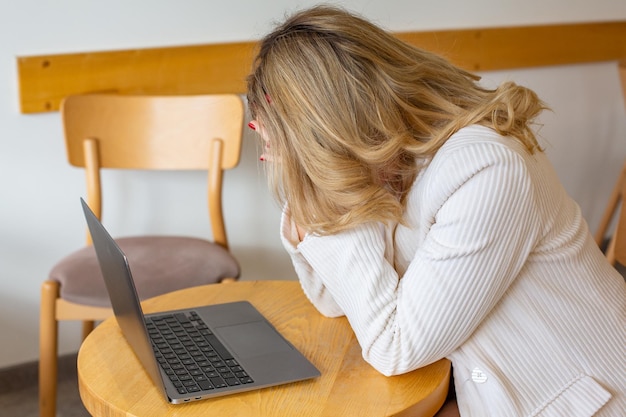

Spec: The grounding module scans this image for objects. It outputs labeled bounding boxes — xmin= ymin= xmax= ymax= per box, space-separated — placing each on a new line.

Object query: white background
xmin=0 ymin=0 xmax=625 ymax=368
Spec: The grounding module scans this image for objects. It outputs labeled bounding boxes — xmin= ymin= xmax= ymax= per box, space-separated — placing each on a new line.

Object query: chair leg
xmin=39 ymin=280 xmax=59 ymax=417
xmin=81 ymin=320 xmax=95 ymax=341
xmin=606 ymin=234 xmax=617 ymax=266
xmin=594 ymin=160 xmax=626 ymax=247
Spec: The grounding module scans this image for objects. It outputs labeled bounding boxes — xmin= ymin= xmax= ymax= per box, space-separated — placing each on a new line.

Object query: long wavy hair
xmin=247 ymin=5 xmax=546 ymax=235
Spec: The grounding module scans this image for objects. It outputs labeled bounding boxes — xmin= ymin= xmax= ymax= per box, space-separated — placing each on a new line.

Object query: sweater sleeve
xmin=280 ymin=209 xmax=345 ymax=318
xmin=286 ymin=143 xmax=541 ymax=375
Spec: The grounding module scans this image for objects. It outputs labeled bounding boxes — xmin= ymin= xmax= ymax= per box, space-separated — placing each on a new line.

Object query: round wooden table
xmin=77 ymin=280 xmax=451 ymax=417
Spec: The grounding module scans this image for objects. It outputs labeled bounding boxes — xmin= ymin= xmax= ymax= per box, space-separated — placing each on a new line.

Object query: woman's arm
xmin=284 ymin=143 xmax=541 ymax=375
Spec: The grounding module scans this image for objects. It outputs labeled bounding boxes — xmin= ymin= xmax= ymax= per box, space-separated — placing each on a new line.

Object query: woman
xmin=247 ymin=5 xmax=625 ymax=416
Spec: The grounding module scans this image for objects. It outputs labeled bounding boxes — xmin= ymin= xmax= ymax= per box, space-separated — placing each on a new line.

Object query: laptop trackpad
xmin=216 ymin=321 xmax=294 ymax=359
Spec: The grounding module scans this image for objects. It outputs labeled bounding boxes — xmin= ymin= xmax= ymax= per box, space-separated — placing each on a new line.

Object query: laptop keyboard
xmin=146 ymin=311 xmax=254 ymax=394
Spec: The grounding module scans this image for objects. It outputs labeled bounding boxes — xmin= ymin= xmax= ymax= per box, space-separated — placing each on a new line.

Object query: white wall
xmin=0 ymin=0 xmax=625 ymax=368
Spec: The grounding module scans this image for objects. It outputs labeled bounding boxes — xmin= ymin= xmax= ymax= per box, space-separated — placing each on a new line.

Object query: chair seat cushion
xmin=50 ymin=236 xmax=240 ymax=307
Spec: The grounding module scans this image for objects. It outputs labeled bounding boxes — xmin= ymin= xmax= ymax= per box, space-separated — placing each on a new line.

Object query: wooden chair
xmin=39 ymin=94 xmax=245 ymax=417
xmin=594 ymin=60 xmax=626 ymax=267
xmin=595 ymin=160 xmax=626 ymax=266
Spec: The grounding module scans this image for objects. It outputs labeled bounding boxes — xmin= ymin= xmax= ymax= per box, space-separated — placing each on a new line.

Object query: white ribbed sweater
xmin=280 ymin=126 xmax=625 ymax=416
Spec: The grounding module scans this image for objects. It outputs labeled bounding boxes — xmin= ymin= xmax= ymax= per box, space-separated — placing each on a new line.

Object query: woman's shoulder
xmin=428 ymin=125 xmax=530 ymax=173
xmin=415 ymin=125 xmax=535 ymax=201
xmin=440 ymin=124 xmax=527 ymax=154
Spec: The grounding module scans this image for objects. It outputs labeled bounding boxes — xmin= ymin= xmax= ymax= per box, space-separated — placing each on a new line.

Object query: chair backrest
xmin=61 ymin=93 xmax=245 ymax=249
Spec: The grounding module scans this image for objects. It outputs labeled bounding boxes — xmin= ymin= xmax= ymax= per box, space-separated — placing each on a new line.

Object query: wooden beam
xmin=17 ymin=20 xmax=626 ymax=114
xmin=395 ymin=21 xmax=626 ymax=71
xmin=18 ymin=42 xmax=257 ymax=114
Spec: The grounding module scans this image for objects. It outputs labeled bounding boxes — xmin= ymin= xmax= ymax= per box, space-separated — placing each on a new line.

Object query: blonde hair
xmin=247 ymin=5 xmax=546 ymax=235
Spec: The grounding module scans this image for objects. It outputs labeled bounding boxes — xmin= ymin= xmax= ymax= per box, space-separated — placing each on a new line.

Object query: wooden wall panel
xmin=17 ymin=21 xmax=626 ymax=113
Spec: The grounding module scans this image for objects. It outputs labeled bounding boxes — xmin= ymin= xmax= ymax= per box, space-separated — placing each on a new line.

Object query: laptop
xmin=80 ymin=198 xmax=320 ymax=404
